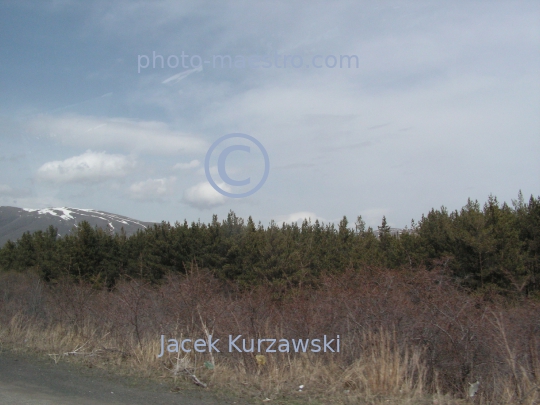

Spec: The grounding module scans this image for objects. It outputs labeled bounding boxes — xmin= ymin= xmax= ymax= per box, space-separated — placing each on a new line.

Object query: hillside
xmin=0 ymin=206 xmax=154 ymax=246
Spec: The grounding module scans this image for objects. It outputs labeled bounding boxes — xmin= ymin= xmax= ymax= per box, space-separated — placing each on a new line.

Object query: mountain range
xmin=0 ymin=206 xmax=155 ymax=247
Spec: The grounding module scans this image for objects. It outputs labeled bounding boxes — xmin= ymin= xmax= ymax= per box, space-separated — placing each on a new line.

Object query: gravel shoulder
xmin=0 ymin=349 xmax=246 ymax=405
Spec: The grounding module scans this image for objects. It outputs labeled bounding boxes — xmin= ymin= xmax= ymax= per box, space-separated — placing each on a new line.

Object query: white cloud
xmin=275 ymin=211 xmax=326 ymax=225
xmin=129 ymin=177 xmax=176 ymax=201
xmin=183 ymin=181 xmax=230 ymax=209
xmin=37 ymin=151 xmax=134 ymax=184
xmin=28 ymin=114 xmax=208 ymax=156
xmin=173 ymin=159 xmax=200 ymax=170
xmin=162 ymin=66 xmax=203 ymax=84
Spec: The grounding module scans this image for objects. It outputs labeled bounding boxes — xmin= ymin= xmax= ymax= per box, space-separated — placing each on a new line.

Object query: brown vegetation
xmin=1 ymin=265 xmax=539 ymax=404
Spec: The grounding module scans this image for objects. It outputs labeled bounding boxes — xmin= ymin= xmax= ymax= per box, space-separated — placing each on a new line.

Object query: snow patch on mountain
xmin=21 ymin=207 xmax=148 ymax=229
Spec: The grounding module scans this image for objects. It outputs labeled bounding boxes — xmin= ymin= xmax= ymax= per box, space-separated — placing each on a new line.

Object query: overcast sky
xmin=0 ymin=0 xmax=538 ymax=228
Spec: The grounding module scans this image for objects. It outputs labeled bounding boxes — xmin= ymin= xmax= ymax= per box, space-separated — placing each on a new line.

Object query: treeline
xmin=0 ymin=192 xmax=538 ymax=296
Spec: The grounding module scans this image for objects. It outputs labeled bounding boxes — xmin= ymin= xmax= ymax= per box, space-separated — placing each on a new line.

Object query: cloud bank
xmin=37 ymin=151 xmax=134 ymax=184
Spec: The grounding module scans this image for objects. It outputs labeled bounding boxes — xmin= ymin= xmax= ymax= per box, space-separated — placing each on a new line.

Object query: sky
xmin=0 ymin=0 xmax=539 ymax=229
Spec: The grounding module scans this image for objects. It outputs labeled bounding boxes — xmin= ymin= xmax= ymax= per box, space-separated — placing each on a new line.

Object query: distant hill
xmin=0 ymin=206 xmax=155 ymax=246
xmin=373 ymin=227 xmax=406 ymax=238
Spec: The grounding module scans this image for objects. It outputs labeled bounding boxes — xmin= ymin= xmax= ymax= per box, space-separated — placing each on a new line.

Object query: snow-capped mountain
xmin=0 ymin=206 xmax=155 ymax=246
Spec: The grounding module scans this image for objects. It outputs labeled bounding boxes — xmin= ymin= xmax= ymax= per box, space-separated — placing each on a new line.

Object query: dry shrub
xmin=0 ymin=266 xmax=538 ymax=404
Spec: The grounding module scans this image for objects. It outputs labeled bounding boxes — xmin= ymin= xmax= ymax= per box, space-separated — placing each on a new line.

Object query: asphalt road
xmin=0 ymin=350 xmax=245 ymax=405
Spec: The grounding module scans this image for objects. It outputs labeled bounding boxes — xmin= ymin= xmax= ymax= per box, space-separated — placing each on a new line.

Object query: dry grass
xmin=0 ymin=267 xmax=538 ymax=404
